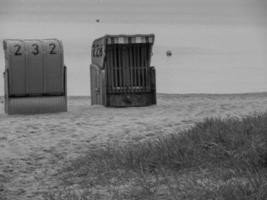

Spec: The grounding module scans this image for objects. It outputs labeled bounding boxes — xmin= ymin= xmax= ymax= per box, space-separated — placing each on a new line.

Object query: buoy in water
xmin=166 ymin=50 xmax=172 ymax=57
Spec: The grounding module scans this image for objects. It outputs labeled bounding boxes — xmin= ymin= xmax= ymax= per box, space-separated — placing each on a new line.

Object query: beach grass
xmin=44 ymin=113 xmax=267 ymax=200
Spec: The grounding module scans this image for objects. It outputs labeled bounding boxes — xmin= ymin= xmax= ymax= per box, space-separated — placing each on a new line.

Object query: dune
xmin=0 ymin=93 xmax=267 ymax=199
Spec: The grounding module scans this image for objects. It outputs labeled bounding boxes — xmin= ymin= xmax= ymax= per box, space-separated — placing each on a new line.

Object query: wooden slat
xmin=147 ymin=67 xmax=150 ymax=93
xmin=127 ymin=46 xmax=130 ymax=92
xmin=147 ymin=44 xmax=151 ymax=92
xmin=142 ymin=67 xmax=145 ymax=92
xmin=113 ymin=45 xmax=118 ymax=92
xmin=106 ymin=47 xmax=110 ymax=93
xmin=122 ymin=46 xmax=127 ymax=92
xmin=147 ymin=68 xmax=151 ymax=93
xmin=139 ymin=45 xmax=143 ymax=90
xmin=111 ymin=48 xmax=114 ymax=93
xmin=106 ymin=47 xmax=111 ymax=93
xmin=132 ymin=45 xmax=136 ymax=88
xmin=129 ymin=45 xmax=133 ymax=93
xmin=111 ymin=46 xmax=114 ymax=90
xmin=145 ymin=44 xmax=149 ymax=91
xmin=137 ymin=45 xmax=141 ymax=89
xmin=108 ymin=54 xmax=112 ymax=93
xmin=120 ymin=45 xmax=123 ymax=92
xmin=112 ymin=52 xmax=115 ymax=93
xmin=109 ymin=46 xmax=114 ymax=93
xmin=118 ymin=45 xmax=121 ymax=93
xmin=141 ymin=45 xmax=144 ymax=91
xmin=141 ymin=45 xmax=146 ymax=92
xmin=140 ymin=45 xmax=144 ymax=91
xmin=136 ymin=45 xmax=139 ymax=89
xmin=118 ymin=45 xmax=123 ymax=92
xmin=90 ymin=65 xmax=93 ymax=104
xmin=136 ymin=47 xmax=139 ymax=89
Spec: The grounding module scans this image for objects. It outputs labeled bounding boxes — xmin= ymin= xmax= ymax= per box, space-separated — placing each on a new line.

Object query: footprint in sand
xmin=0 ymin=137 xmax=7 ymax=141
xmin=14 ymin=188 xmax=26 ymax=195
xmin=29 ymin=130 xmax=36 ymax=134
xmin=0 ymin=174 xmax=8 ymax=183
xmin=3 ymin=166 xmax=13 ymax=174
xmin=0 ymin=184 xmax=5 ymax=192
xmin=181 ymin=119 xmax=194 ymax=124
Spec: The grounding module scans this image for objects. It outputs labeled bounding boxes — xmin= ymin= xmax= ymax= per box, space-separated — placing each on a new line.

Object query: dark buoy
xmin=166 ymin=50 xmax=172 ymax=57
xmin=96 ymin=19 xmax=100 ymax=23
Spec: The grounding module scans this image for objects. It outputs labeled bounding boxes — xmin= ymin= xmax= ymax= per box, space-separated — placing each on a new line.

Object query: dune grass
xmin=45 ymin=113 xmax=267 ymax=200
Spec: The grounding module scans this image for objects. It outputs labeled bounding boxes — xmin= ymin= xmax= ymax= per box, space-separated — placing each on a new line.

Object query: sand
xmin=0 ymin=93 xmax=267 ymax=200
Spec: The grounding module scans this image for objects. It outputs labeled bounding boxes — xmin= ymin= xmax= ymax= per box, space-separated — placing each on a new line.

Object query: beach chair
xmin=3 ymin=39 xmax=67 ymax=114
xmin=90 ymin=34 xmax=156 ymax=107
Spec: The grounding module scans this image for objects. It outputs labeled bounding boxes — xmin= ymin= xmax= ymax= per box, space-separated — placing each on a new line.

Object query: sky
xmin=0 ymin=0 xmax=266 ymax=95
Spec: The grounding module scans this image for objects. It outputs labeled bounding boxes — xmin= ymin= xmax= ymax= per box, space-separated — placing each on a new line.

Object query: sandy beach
xmin=0 ymin=93 xmax=267 ymax=199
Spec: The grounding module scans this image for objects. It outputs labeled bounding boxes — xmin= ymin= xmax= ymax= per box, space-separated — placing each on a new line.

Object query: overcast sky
xmin=1 ymin=0 xmax=266 ymax=24
xmin=0 ymin=0 xmax=266 ymax=95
